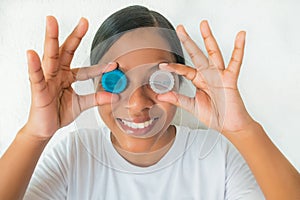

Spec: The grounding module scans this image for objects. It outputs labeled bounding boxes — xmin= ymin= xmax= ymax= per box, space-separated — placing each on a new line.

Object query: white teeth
xmin=120 ymin=119 xmax=154 ymax=129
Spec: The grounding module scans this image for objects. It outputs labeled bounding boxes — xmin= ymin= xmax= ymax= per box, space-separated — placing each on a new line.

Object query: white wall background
xmin=0 ymin=0 xmax=299 ymax=171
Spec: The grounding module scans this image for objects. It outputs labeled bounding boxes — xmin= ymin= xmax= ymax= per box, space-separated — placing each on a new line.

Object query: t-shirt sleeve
xmin=221 ymin=136 xmax=265 ymax=200
xmin=23 ymin=133 xmax=74 ymax=200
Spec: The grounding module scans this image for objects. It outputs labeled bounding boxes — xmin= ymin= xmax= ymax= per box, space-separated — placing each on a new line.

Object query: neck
xmin=111 ymin=125 xmax=176 ymax=167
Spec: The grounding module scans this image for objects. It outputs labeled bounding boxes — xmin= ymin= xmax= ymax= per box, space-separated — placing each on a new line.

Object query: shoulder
xmin=175 ymin=125 xmax=241 ymax=161
xmin=39 ymin=128 xmax=107 ymax=163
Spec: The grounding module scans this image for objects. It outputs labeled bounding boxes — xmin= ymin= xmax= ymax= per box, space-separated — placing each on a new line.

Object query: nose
xmin=125 ymin=86 xmax=155 ymax=114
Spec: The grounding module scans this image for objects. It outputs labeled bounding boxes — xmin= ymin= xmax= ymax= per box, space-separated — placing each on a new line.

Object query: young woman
xmin=0 ymin=5 xmax=299 ymax=200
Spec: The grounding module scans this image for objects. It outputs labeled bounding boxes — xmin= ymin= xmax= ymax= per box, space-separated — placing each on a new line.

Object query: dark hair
xmin=90 ymin=5 xmax=185 ymax=65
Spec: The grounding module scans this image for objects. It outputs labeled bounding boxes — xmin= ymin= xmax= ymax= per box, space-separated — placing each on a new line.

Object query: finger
xmin=159 ymin=63 xmax=197 ymax=81
xmin=159 ymin=63 xmax=212 ymax=91
xmin=59 ymin=18 xmax=89 ymax=69
xmin=72 ymin=62 xmax=118 ymax=81
xmin=157 ymin=91 xmax=196 ymax=115
xmin=200 ymin=20 xmax=225 ymax=70
xmin=74 ymin=91 xmax=119 ymax=114
xmin=27 ymin=50 xmax=47 ymax=93
xmin=43 ymin=16 xmax=59 ymax=79
xmin=227 ymin=31 xmax=246 ymax=77
xmin=176 ymin=25 xmax=208 ymax=68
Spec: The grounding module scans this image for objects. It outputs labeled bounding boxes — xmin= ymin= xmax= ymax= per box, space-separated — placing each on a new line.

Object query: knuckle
xmin=190 ymin=50 xmax=201 ymax=60
xmin=46 ymin=68 xmax=59 ymax=78
xmin=48 ymin=35 xmax=58 ymax=40
xmin=61 ymin=64 xmax=70 ymax=70
xmin=48 ymin=52 xmax=59 ymax=60
xmin=71 ymin=69 xmax=78 ymax=81
xmin=207 ymin=49 xmax=217 ymax=56
xmin=64 ymin=48 xmax=76 ymax=56
xmin=35 ymin=76 xmax=45 ymax=84
xmin=38 ymin=84 xmax=47 ymax=92
xmin=181 ymin=34 xmax=192 ymax=44
xmin=230 ymin=56 xmax=241 ymax=64
xmin=187 ymin=68 xmax=197 ymax=80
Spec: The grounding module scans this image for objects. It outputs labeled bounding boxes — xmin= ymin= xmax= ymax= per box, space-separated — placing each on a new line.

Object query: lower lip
xmin=117 ymin=118 xmax=158 ymax=137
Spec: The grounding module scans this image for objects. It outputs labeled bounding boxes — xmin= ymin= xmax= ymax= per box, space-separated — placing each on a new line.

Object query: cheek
xmin=168 ymin=104 xmax=177 ymax=118
xmin=144 ymin=85 xmax=177 ymax=118
xmin=98 ymin=105 xmax=113 ymax=124
xmin=159 ymin=102 xmax=177 ymax=120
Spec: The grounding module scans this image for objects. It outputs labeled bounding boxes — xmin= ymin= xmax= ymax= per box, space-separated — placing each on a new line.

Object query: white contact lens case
xmin=149 ymin=70 xmax=174 ymax=94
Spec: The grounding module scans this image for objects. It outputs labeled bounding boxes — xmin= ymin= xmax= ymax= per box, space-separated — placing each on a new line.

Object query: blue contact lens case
xmin=101 ymin=69 xmax=127 ymax=94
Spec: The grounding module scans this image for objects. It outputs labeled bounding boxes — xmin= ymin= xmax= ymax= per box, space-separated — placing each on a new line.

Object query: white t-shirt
xmin=24 ymin=126 xmax=264 ymax=200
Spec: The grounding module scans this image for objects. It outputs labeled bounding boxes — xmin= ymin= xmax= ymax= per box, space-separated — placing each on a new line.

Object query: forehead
xmin=116 ymin=49 xmax=174 ymax=73
xmin=100 ymin=27 xmax=174 ymax=66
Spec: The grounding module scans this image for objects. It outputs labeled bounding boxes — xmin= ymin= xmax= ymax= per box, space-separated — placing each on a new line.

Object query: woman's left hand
xmin=157 ymin=21 xmax=300 ymax=200
xmin=157 ymin=20 xmax=256 ymax=135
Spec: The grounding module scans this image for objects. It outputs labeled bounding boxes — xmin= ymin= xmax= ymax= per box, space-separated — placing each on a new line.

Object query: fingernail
xmin=237 ymin=31 xmax=246 ymax=41
xmin=108 ymin=62 xmax=118 ymax=69
xmin=159 ymin=63 xmax=168 ymax=68
xmin=159 ymin=63 xmax=174 ymax=71
xmin=46 ymin=16 xmax=50 ymax=29
xmin=108 ymin=62 xmax=116 ymax=66
xmin=176 ymin=25 xmax=188 ymax=40
xmin=101 ymin=62 xmax=116 ymax=73
xmin=77 ymin=17 xmax=85 ymax=27
xmin=26 ymin=50 xmax=30 ymax=59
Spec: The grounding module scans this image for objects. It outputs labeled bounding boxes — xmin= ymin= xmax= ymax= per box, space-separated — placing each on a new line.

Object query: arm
xmin=157 ymin=20 xmax=300 ymax=199
xmin=0 ymin=16 xmax=117 ymax=200
xmin=0 ymin=128 xmax=49 ymax=200
xmin=226 ymin=122 xmax=300 ymax=200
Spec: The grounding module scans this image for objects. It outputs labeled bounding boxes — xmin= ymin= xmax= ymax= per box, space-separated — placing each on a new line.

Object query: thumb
xmin=74 ymin=91 xmax=120 ymax=114
xmin=157 ymin=91 xmax=196 ymax=115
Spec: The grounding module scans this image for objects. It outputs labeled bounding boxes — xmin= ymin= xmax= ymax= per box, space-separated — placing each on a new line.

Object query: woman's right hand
xmin=23 ymin=16 xmax=118 ymax=139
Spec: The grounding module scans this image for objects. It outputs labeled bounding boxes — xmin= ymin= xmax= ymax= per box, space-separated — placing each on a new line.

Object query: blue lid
xmin=101 ymin=69 xmax=127 ymax=93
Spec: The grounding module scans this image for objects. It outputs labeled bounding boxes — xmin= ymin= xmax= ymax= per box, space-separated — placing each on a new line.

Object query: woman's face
xmin=96 ymin=28 xmax=179 ymax=153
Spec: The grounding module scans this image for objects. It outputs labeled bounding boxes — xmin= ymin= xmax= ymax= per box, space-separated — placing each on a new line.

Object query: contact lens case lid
xmin=101 ymin=69 xmax=127 ymax=94
xmin=149 ymin=70 xmax=174 ymax=94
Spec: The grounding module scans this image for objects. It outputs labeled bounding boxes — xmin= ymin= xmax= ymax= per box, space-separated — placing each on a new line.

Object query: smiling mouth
xmin=116 ymin=117 xmax=159 ymax=137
